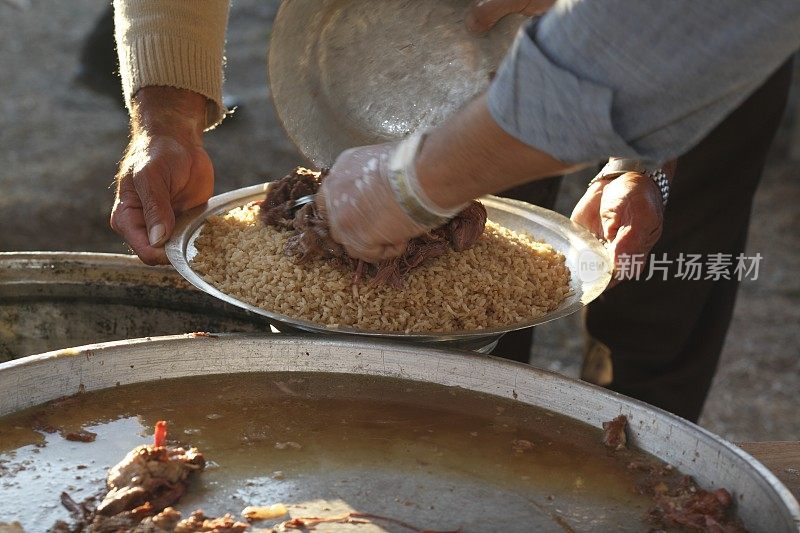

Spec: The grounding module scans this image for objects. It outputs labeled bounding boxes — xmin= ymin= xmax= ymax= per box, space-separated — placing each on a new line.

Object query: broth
xmin=0 ymin=372 xmax=674 ymax=531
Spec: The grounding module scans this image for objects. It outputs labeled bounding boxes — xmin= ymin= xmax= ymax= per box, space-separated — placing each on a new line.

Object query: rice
xmin=191 ymin=203 xmax=571 ymax=333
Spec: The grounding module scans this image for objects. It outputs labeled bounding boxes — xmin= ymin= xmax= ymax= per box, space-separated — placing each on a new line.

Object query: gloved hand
xmin=571 ymin=172 xmax=664 ymax=285
xmin=316 ymin=141 xmax=435 ymax=263
xmin=466 ymin=0 xmax=555 ymax=33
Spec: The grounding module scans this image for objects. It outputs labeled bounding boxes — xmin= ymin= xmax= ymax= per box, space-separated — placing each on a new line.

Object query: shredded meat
xmin=602 ymin=414 xmax=627 ymax=451
xmin=258 ymin=167 xmax=320 ymax=229
xmin=258 ymin=167 xmax=487 ymax=287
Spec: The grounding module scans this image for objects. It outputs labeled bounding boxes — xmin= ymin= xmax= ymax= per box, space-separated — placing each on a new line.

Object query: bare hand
xmin=571 ymin=172 xmax=664 ymax=285
xmin=466 ymin=0 xmax=555 ymax=33
xmin=110 ymin=87 xmax=213 ymax=265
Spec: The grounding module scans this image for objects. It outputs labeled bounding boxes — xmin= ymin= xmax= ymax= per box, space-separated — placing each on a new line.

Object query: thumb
xmin=132 ymin=170 xmax=176 ymax=247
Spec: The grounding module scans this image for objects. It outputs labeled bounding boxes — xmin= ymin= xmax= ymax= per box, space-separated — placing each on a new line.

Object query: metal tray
xmin=0 ymin=252 xmax=269 ymax=361
xmin=0 ymin=334 xmax=797 ymax=531
xmin=165 ymin=182 xmax=611 ymax=351
xmin=269 ymin=0 xmax=524 ymax=166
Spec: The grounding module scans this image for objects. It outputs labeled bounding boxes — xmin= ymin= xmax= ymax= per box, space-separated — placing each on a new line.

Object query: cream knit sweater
xmin=113 ymin=0 xmax=230 ymax=129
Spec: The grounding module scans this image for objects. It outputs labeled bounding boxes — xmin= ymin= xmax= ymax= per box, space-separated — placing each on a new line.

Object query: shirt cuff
xmin=487 ymin=23 xmax=640 ymax=164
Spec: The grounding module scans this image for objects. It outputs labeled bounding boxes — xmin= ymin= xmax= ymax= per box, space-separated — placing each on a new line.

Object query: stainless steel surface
xmin=269 ymin=0 xmax=524 ymax=166
xmin=165 ymin=183 xmax=612 ymax=352
xmin=0 ymin=252 xmax=270 ymax=362
xmin=0 ymin=334 xmax=797 ymax=531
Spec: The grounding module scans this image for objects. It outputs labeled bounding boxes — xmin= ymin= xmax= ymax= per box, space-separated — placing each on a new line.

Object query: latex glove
xmin=110 ymin=87 xmax=214 ymax=265
xmin=317 ymin=142 xmax=433 ymax=263
xmin=571 ymin=172 xmax=664 ymax=285
xmin=466 ymin=0 xmax=555 ymax=33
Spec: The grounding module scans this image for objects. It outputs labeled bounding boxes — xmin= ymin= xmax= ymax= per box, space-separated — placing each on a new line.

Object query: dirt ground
xmin=1 ymin=1 xmax=798 ymax=442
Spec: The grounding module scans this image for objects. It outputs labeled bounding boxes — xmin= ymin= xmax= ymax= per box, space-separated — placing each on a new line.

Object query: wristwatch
xmin=589 ymin=158 xmax=670 ymax=206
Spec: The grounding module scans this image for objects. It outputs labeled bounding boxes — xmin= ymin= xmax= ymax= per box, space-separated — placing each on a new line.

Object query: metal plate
xmin=165 ymin=183 xmax=612 ymax=351
xmin=269 ymin=0 xmax=524 ymax=166
xmin=0 ymin=334 xmax=797 ymax=531
xmin=0 ymin=252 xmax=271 ymax=361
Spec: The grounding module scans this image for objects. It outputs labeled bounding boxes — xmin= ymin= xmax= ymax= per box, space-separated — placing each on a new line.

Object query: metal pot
xmin=0 ymin=334 xmax=797 ymax=531
xmin=0 ymin=252 xmax=271 ymax=362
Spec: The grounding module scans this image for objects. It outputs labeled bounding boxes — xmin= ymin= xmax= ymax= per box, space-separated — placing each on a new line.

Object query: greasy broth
xmin=0 ymin=373 xmax=669 ymax=531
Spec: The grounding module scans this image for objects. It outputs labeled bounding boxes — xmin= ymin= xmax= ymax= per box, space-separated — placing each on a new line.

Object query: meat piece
xmin=96 ymin=442 xmax=205 ymax=516
xmin=138 ymin=506 xmax=182 ymax=531
xmin=647 ymin=476 xmax=746 ymax=532
xmin=56 ymin=422 xmax=248 ymax=533
xmin=602 ymin=415 xmax=627 ymax=451
xmin=261 ymin=167 xmax=487 ymax=286
xmin=173 ymin=510 xmax=248 ymax=533
xmin=65 ymin=429 xmax=97 ymax=443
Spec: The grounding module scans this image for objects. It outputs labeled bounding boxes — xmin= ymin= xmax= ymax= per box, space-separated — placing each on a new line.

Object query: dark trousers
xmin=494 ymin=60 xmax=793 ymax=422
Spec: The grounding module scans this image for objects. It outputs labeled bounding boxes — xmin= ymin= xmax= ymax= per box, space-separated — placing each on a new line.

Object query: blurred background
xmin=1 ymin=0 xmax=798 ymax=442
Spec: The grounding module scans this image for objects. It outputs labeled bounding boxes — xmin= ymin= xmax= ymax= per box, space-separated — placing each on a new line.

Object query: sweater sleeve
xmin=113 ymin=0 xmax=231 ymax=129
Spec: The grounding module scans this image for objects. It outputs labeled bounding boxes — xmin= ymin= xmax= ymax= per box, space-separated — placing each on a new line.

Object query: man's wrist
xmin=131 ymin=86 xmax=207 ymax=142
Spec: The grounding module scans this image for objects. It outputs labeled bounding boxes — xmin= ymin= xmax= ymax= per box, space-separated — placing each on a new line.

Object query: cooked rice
xmin=191 ymin=203 xmax=571 ymax=333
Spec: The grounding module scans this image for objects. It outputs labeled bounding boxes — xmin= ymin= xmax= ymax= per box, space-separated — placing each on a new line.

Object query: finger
xmin=600 ymin=208 xmax=622 ymax=244
xmin=466 ymin=0 xmax=543 ymax=33
xmin=570 ymin=181 xmax=606 ymax=239
xmin=343 ymin=239 xmax=408 ymax=264
xmin=110 ymin=198 xmax=169 ymax=265
xmin=132 ymin=169 xmax=176 ymax=247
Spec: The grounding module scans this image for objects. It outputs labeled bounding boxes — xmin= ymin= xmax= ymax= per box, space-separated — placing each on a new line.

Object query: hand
xmin=110 ymin=87 xmax=214 ymax=265
xmin=571 ymin=172 xmax=664 ymax=285
xmin=317 ymin=142 xmax=429 ymax=263
xmin=466 ymin=0 xmax=555 ymax=33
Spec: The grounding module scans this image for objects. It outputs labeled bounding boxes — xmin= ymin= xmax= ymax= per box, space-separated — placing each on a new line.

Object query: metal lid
xmin=268 ymin=0 xmax=523 ymax=166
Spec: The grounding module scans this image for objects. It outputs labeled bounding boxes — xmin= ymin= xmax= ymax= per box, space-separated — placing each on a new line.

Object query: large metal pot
xmin=0 ymin=334 xmax=797 ymax=531
xmin=0 ymin=252 xmax=271 ymax=362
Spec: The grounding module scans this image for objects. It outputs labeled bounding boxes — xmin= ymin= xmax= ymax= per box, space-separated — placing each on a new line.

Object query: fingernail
xmin=148 ymin=223 xmax=166 ymax=246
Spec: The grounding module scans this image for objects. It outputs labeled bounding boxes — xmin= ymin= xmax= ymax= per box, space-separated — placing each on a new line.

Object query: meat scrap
xmin=602 ymin=414 xmax=627 ymax=451
xmin=646 ymin=476 xmax=746 ymax=532
xmin=96 ymin=436 xmax=205 ymax=516
xmin=258 ymin=167 xmax=487 ymax=287
xmin=169 ymin=510 xmax=248 ymax=533
xmin=603 ymin=416 xmax=746 ymax=532
xmin=55 ymin=421 xmax=249 ymax=532
xmin=65 ymin=430 xmax=97 ymax=443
